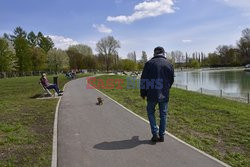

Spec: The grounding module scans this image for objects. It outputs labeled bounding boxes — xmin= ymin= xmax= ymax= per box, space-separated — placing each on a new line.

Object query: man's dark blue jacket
xmin=140 ymin=54 xmax=174 ymax=102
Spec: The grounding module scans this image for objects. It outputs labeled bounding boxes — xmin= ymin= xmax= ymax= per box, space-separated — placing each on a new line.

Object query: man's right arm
xmin=140 ymin=63 xmax=148 ymax=98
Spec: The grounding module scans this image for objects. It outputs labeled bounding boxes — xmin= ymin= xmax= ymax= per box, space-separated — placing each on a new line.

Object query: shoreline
xmin=175 ymin=67 xmax=244 ymax=72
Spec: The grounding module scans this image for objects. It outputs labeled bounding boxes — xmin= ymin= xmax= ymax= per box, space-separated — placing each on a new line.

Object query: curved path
xmin=57 ymin=77 xmax=229 ymax=167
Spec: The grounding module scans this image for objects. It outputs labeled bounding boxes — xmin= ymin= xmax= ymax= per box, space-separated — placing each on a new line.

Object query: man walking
xmin=140 ymin=46 xmax=174 ymax=142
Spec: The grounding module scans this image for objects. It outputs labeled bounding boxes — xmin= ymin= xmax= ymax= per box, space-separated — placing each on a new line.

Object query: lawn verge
xmin=0 ymin=73 xmax=92 ymax=167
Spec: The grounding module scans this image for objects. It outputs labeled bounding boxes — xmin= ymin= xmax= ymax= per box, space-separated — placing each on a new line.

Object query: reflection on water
xmin=175 ymin=70 xmax=250 ymax=96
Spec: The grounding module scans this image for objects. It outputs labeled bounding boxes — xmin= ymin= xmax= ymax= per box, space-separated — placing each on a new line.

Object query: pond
xmin=175 ymin=69 xmax=250 ymax=98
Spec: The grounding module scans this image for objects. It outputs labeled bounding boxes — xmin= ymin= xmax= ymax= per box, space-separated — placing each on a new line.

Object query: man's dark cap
xmin=154 ymin=46 xmax=165 ymax=55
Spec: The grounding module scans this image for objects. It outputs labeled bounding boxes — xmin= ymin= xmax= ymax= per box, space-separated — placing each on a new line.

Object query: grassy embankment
xmin=92 ymin=75 xmax=250 ymax=167
xmin=0 ymin=73 xmax=92 ymax=167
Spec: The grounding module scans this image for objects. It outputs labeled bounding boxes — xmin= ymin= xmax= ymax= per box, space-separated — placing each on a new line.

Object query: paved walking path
xmin=57 ymin=78 xmax=229 ymax=167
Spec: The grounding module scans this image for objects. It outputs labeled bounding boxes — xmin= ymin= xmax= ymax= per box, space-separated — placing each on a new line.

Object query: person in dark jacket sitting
xmin=140 ymin=46 xmax=174 ymax=142
xmin=40 ymin=73 xmax=63 ymax=96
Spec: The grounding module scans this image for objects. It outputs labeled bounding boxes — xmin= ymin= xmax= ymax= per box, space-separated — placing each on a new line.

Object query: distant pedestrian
xmin=140 ymin=46 xmax=174 ymax=142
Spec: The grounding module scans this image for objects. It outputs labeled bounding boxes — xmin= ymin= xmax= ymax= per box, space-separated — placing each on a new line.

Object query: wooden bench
xmin=39 ymin=82 xmax=54 ymax=97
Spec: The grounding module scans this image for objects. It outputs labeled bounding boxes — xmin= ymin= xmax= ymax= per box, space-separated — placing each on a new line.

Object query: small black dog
xmin=96 ymin=97 xmax=103 ymax=105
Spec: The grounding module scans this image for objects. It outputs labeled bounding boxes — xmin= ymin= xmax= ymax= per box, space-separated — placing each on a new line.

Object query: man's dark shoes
xmin=59 ymin=90 xmax=64 ymax=93
xmin=151 ymin=135 xmax=159 ymax=142
xmin=158 ymin=136 xmax=164 ymax=142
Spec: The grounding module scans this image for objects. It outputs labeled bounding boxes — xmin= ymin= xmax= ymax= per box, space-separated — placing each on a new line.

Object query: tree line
xmin=169 ymin=28 xmax=250 ymax=68
xmin=0 ymin=27 xmax=149 ymax=74
xmin=0 ymin=27 xmax=55 ymax=72
xmin=1 ymin=27 xmax=249 ymax=74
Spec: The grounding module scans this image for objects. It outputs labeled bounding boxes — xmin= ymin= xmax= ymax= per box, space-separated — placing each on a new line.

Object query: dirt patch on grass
xmin=0 ymin=143 xmax=51 ymax=167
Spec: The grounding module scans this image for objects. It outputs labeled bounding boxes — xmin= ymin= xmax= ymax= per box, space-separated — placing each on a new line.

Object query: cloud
xmin=107 ymin=0 xmax=175 ymax=24
xmin=222 ymin=0 xmax=250 ymax=8
xmin=86 ymin=40 xmax=97 ymax=49
xmin=48 ymin=35 xmax=79 ymax=49
xmin=87 ymin=40 xmax=97 ymax=45
xmin=182 ymin=39 xmax=192 ymax=43
xmin=92 ymin=24 xmax=112 ymax=34
xmin=220 ymin=0 xmax=250 ymax=16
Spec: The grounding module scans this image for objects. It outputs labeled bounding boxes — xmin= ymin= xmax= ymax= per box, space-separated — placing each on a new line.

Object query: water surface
xmin=175 ymin=70 xmax=250 ymax=97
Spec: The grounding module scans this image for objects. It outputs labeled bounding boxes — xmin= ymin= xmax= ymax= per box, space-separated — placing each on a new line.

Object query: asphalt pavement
xmin=57 ymin=77 xmax=229 ymax=167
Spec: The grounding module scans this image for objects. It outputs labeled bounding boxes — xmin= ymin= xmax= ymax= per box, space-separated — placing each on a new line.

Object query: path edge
xmin=51 ymin=76 xmax=90 ymax=167
xmin=51 ymin=81 xmax=69 ymax=167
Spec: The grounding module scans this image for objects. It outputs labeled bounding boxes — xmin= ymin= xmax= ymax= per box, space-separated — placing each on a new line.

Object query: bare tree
xmin=172 ymin=50 xmax=184 ymax=63
xmin=141 ymin=51 xmax=148 ymax=64
xmin=127 ymin=51 xmax=136 ymax=62
xmin=238 ymin=28 xmax=250 ymax=64
xmin=96 ymin=36 xmax=120 ymax=72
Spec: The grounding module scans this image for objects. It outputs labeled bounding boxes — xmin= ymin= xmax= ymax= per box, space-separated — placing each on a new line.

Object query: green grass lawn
xmin=0 ymin=73 xmax=92 ymax=167
xmin=91 ymin=75 xmax=250 ymax=167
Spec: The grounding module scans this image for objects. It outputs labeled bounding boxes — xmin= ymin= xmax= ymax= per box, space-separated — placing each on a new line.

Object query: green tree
xmin=188 ymin=59 xmax=200 ymax=68
xmin=30 ymin=47 xmax=47 ymax=71
xmin=119 ymin=59 xmax=137 ymax=71
xmin=68 ymin=44 xmax=96 ymax=69
xmin=96 ymin=36 xmax=120 ymax=72
xmin=37 ymin=32 xmax=54 ymax=53
xmin=227 ymin=48 xmax=241 ymax=66
xmin=48 ymin=49 xmax=69 ymax=72
xmin=207 ymin=53 xmax=221 ymax=67
xmin=14 ymin=37 xmax=32 ymax=71
xmin=0 ymin=38 xmax=15 ymax=72
xmin=215 ymin=45 xmax=241 ymax=66
xmin=9 ymin=26 xmax=27 ymax=39
xmin=96 ymin=54 xmax=107 ymax=71
xmin=82 ymin=55 xmax=97 ymax=70
xmin=5 ymin=27 xmax=32 ymax=71
xmin=69 ymin=44 xmax=93 ymax=56
xmin=27 ymin=31 xmax=38 ymax=47
xmin=66 ymin=47 xmax=83 ymax=70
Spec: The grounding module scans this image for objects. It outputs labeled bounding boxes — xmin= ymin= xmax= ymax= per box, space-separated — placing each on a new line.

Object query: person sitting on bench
xmin=40 ymin=73 xmax=63 ymax=96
